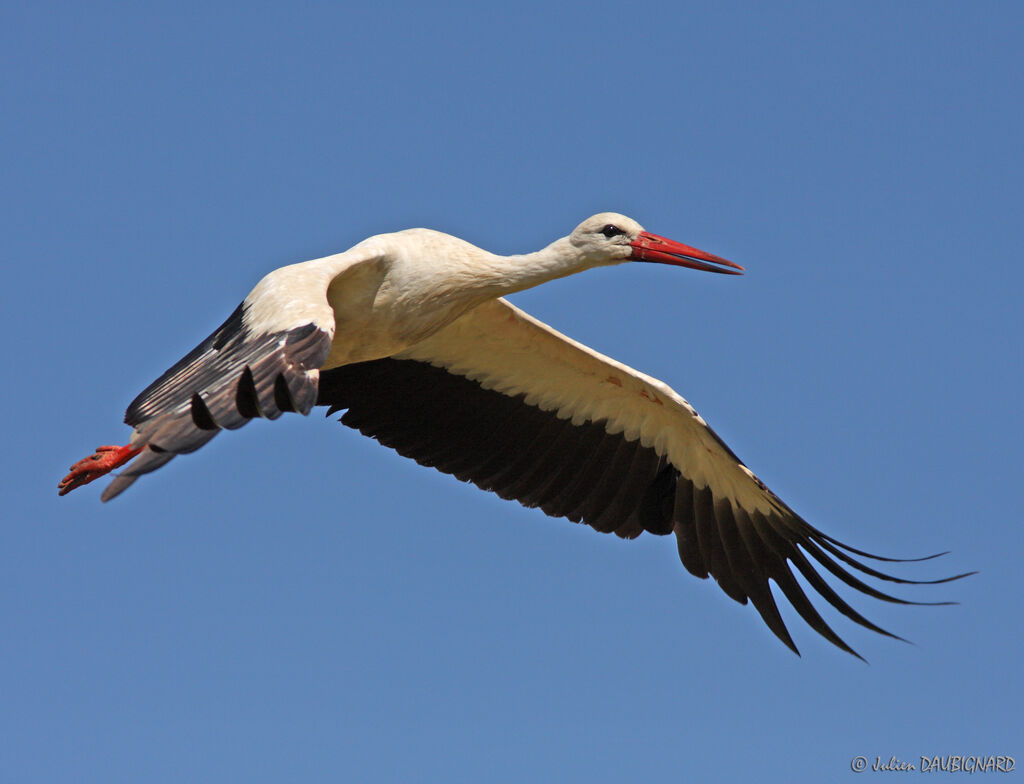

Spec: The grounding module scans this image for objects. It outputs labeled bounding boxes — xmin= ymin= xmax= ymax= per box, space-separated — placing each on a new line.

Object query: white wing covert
xmin=317 ymin=298 xmax=966 ymax=657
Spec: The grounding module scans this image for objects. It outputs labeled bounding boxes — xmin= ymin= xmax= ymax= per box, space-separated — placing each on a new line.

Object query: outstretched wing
xmin=83 ymin=248 xmax=390 ymax=500
xmin=100 ymin=302 xmax=333 ymax=501
xmin=318 ymin=297 xmax=968 ymax=657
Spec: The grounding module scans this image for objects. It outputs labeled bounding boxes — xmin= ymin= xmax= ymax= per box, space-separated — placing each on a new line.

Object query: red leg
xmin=58 ymin=444 xmax=143 ymax=496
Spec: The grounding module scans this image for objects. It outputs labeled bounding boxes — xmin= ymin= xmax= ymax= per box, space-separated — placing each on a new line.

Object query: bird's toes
xmin=58 ymin=444 xmax=141 ymax=496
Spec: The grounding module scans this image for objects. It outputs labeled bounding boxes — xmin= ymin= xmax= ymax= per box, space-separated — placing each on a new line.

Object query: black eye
xmin=601 ymin=224 xmax=625 ymax=238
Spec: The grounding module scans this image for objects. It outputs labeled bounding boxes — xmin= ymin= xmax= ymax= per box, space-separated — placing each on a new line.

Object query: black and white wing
xmin=100 ymin=301 xmax=333 ymax=501
xmin=318 ymin=298 xmax=967 ymax=657
xmin=86 ymin=249 xmax=389 ymax=500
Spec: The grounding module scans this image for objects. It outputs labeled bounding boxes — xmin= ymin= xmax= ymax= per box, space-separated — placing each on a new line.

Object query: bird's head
xmin=570 ymin=212 xmax=743 ymax=275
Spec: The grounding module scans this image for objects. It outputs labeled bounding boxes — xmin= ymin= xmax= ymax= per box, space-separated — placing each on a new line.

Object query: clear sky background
xmin=3 ymin=2 xmax=1021 ymax=782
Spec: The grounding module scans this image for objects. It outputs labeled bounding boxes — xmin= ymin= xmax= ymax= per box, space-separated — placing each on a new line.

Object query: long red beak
xmin=630 ymin=232 xmax=743 ymax=275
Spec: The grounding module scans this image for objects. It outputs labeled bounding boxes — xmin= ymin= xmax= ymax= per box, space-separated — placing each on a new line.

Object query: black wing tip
xmin=817 ymin=533 xmax=957 ymax=566
xmin=809 ymin=532 xmax=974 ymax=588
xmin=780 ymin=635 xmax=801 ymax=657
xmin=771 ymin=632 xmax=867 ymax=663
xmin=724 ymin=510 xmax=972 ymax=658
xmin=840 ymin=641 xmax=869 ymax=663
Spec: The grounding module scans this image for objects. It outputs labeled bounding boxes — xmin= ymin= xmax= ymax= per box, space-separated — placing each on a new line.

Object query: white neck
xmin=469 ymin=236 xmax=594 ymax=299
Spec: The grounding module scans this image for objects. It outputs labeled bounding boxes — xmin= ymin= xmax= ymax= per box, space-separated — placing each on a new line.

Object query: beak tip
xmin=632 ymin=231 xmax=741 ymax=275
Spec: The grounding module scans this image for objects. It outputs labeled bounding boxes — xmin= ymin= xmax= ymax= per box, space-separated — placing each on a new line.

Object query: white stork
xmin=59 ymin=213 xmax=967 ymax=657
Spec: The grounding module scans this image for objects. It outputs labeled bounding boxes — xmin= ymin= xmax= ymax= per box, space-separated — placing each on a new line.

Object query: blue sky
xmin=3 ymin=2 xmax=1021 ymax=782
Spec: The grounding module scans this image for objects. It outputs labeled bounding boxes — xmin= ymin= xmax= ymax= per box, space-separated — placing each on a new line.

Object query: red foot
xmin=58 ymin=444 xmax=142 ymax=496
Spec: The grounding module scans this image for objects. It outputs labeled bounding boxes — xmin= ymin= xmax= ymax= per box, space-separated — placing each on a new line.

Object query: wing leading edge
xmin=314 ymin=299 xmax=970 ymax=657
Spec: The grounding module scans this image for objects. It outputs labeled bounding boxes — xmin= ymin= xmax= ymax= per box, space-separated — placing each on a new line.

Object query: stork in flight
xmin=59 ymin=213 xmax=967 ymax=657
